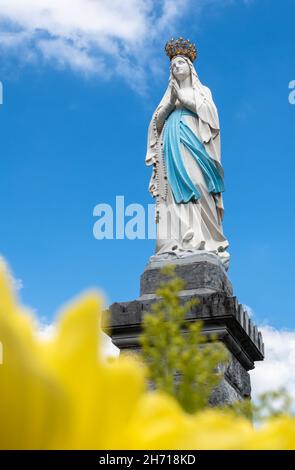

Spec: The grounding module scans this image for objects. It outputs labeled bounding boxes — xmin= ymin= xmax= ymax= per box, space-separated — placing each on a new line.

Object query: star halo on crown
xmin=165 ymin=37 xmax=197 ymax=63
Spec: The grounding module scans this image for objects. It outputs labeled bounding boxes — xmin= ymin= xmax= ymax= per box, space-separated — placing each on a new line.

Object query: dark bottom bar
xmin=0 ymin=450 xmax=294 ymax=466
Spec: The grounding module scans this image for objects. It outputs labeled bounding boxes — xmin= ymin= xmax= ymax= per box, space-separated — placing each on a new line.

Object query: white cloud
xmin=251 ymin=325 xmax=295 ymax=405
xmin=38 ymin=37 xmax=105 ymax=74
xmin=0 ymin=0 xmax=251 ymax=91
xmin=38 ymin=322 xmax=56 ymax=341
xmin=101 ymin=331 xmax=120 ymax=359
xmin=0 ymin=0 xmax=192 ymax=90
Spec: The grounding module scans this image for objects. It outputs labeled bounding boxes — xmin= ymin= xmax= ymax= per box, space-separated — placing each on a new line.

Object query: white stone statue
xmin=146 ymin=38 xmax=230 ymax=269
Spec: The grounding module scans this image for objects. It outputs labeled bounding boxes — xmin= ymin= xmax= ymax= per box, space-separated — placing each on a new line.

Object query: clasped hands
xmin=169 ymin=79 xmax=187 ymax=106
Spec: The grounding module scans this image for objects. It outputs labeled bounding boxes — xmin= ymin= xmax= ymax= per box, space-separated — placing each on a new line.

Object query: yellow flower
xmin=243 ymin=416 xmax=295 ymax=450
xmin=0 ymin=260 xmax=294 ymax=450
xmin=122 ymin=395 xmax=253 ymax=450
xmin=0 ymin=261 xmax=145 ymax=449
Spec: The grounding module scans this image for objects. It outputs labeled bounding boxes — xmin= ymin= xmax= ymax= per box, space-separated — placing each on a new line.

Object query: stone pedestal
xmin=109 ymin=253 xmax=264 ymax=405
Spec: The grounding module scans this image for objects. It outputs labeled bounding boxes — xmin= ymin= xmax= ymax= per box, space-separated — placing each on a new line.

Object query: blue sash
xmin=163 ymin=108 xmax=224 ymax=203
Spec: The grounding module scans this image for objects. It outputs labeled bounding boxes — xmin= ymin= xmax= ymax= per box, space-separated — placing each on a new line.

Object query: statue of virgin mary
xmin=146 ymin=38 xmax=230 ymax=269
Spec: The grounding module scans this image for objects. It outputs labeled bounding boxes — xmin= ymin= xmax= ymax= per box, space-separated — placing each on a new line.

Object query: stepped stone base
xmin=109 ymin=253 xmax=264 ymax=405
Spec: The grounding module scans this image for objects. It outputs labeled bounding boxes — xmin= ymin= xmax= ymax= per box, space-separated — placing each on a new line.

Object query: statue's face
xmin=171 ymin=56 xmax=190 ymax=82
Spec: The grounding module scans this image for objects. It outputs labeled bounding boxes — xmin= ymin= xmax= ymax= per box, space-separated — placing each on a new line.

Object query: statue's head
xmin=171 ymin=56 xmax=191 ymax=83
xmin=165 ymin=37 xmax=196 ymax=84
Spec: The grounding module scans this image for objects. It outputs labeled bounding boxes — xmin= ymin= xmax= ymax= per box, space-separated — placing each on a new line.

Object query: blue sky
xmin=0 ymin=0 xmax=294 ymax=331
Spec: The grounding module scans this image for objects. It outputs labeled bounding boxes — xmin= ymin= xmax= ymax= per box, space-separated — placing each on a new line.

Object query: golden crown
xmin=165 ymin=37 xmax=197 ymax=62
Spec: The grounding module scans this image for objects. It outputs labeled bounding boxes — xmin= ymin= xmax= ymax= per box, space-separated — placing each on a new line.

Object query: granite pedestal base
xmin=109 ymin=253 xmax=264 ymax=405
